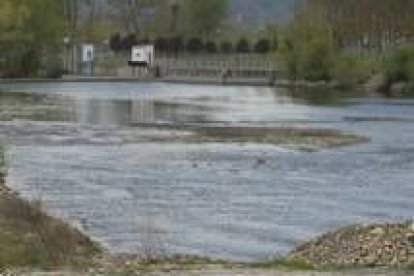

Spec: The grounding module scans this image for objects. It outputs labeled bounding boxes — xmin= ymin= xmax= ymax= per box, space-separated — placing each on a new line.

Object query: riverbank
xmin=290 ymin=222 xmax=414 ymax=269
xmin=1 ymin=173 xmax=413 ymax=274
xmin=0 ymin=171 xmax=99 ymax=270
xmin=0 ymin=76 xmax=274 ymax=86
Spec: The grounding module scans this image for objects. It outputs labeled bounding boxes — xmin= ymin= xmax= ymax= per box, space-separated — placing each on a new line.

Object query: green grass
xmin=0 ymin=195 xmax=101 ymax=270
xmin=250 ymin=256 xmax=316 ymax=270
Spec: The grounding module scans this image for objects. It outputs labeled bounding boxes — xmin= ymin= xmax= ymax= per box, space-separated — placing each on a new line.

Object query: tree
xmin=154 ymin=37 xmax=169 ymax=52
xmin=121 ymin=34 xmax=138 ymax=51
xmin=0 ymin=0 xmax=65 ymax=77
xmin=109 ymin=33 xmax=122 ymax=53
xmin=219 ymin=40 xmax=233 ymax=53
xmin=236 ymin=38 xmax=250 ymax=53
xmin=169 ymin=36 xmax=184 ymax=53
xmin=183 ymin=0 xmax=227 ymax=38
xmin=186 ymin=38 xmax=204 ymax=53
xmin=254 ymin=39 xmax=271 ymax=54
xmin=205 ymin=41 xmax=218 ymax=53
xmin=300 ymin=0 xmax=414 ymax=51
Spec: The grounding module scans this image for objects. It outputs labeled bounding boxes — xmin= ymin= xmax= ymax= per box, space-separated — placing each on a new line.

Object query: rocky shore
xmin=290 ymin=222 xmax=414 ymax=269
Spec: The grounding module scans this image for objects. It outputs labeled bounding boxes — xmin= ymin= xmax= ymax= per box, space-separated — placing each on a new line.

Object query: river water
xmin=0 ymin=82 xmax=413 ymax=261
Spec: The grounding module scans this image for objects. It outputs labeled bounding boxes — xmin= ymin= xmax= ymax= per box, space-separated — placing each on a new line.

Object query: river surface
xmin=0 ymin=82 xmax=413 ymax=261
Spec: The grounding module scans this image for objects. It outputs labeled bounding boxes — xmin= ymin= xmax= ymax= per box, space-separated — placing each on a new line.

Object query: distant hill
xmin=227 ymin=0 xmax=306 ymax=27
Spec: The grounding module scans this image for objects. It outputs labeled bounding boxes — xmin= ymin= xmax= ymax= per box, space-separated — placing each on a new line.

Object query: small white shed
xmin=129 ymin=45 xmax=154 ymax=67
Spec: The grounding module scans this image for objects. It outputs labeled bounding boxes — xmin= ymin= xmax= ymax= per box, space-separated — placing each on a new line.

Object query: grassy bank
xmin=0 ymin=194 xmax=100 ymax=270
xmin=0 ymin=146 xmax=100 ymax=271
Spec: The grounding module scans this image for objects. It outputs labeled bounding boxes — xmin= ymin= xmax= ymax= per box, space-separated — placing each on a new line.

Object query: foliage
xmin=109 ymin=33 xmax=123 ymax=53
xmin=0 ymin=0 xmax=64 ymax=77
xmin=304 ymin=0 xmax=414 ymax=51
xmin=330 ymin=53 xmax=376 ymax=87
xmin=385 ymin=46 xmax=414 ymax=84
xmin=154 ymin=37 xmax=169 ymax=52
xmin=279 ymin=21 xmax=337 ymax=81
xmin=121 ymin=34 xmax=138 ymax=51
xmin=219 ymin=40 xmax=233 ymax=53
xmin=254 ymin=39 xmax=270 ymax=54
xmin=183 ymin=0 xmax=227 ymax=37
xmin=186 ymin=38 xmax=204 ymax=53
xmin=169 ymin=36 xmax=184 ymax=53
xmin=236 ymin=38 xmax=250 ymax=53
xmin=204 ymin=41 xmax=218 ymax=53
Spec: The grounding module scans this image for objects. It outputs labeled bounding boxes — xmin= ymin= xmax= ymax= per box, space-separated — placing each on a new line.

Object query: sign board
xmin=82 ymin=44 xmax=94 ymax=62
xmin=129 ymin=45 xmax=154 ymax=67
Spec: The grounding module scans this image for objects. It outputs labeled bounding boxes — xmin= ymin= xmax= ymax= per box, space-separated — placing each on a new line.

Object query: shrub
xmin=219 ymin=40 xmax=233 ymax=53
xmin=280 ymin=30 xmax=336 ymax=81
xmin=385 ymin=46 xmax=414 ymax=84
xmin=121 ymin=34 xmax=138 ymax=51
xmin=45 ymin=56 xmax=63 ymax=79
xmin=154 ymin=37 xmax=169 ymax=52
xmin=20 ymin=50 xmax=41 ymax=77
xmin=301 ymin=39 xmax=334 ymax=81
xmin=254 ymin=39 xmax=271 ymax=54
xmin=204 ymin=41 xmax=218 ymax=53
xmin=186 ymin=38 xmax=204 ymax=53
xmin=169 ymin=36 xmax=184 ymax=53
xmin=330 ymin=53 xmax=373 ymax=87
xmin=236 ymin=38 xmax=250 ymax=53
xmin=109 ymin=33 xmax=122 ymax=53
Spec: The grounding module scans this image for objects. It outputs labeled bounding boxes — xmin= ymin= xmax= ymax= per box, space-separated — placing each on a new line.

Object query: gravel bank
xmin=290 ymin=222 xmax=414 ymax=268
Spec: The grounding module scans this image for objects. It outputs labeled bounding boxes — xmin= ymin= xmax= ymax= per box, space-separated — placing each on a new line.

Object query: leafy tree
xmin=121 ymin=34 xmax=138 ymax=51
xmin=219 ymin=40 xmax=233 ymax=53
xmin=204 ymin=41 xmax=218 ymax=53
xmin=169 ymin=36 xmax=184 ymax=53
xmin=386 ymin=46 xmax=414 ymax=83
xmin=154 ymin=37 xmax=169 ymax=52
xmin=0 ymin=0 xmax=64 ymax=77
xmin=279 ymin=21 xmax=336 ymax=81
xmin=236 ymin=38 xmax=250 ymax=53
xmin=186 ymin=38 xmax=204 ymax=53
xmin=109 ymin=33 xmax=122 ymax=53
xmin=183 ymin=0 xmax=227 ymax=37
xmin=254 ymin=39 xmax=271 ymax=54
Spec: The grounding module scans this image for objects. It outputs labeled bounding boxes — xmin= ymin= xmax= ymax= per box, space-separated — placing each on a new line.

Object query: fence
xmin=90 ymin=50 xmax=279 ymax=83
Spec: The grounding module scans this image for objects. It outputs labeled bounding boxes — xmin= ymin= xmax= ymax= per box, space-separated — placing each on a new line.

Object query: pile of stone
xmin=290 ymin=222 xmax=414 ymax=268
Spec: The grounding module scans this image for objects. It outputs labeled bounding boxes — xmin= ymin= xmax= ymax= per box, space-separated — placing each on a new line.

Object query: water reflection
xmin=1 ymin=82 xmax=414 ymax=260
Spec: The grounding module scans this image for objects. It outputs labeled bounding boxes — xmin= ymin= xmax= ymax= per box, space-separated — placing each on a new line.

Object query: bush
xmin=254 ymin=39 xmax=271 ymax=54
xmin=330 ymin=53 xmax=374 ymax=87
xmin=280 ymin=32 xmax=336 ymax=81
xmin=0 ymin=49 xmax=42 ymax=78
xmin=121 ymin=34 xmax=138 ymax=51
xmin=219 ymin=40 xmax=233 ymax=53
xmin=186 ymin=38 xmax=204 ymax=53
xmin=301 ymin=40 xmax=334 ymax=81
xmin=236 ymin=38 xmax=250 ymax=53
xmin=385 ymin=46 xmax=414 ymax=84
xmin=109 ymin=33 xmax=122 ymax=53
xmin=154 ymin=37 xmax=169 ymax=52
xmin=169 ymin=36 xmax=184 ymax=53
xmin=204 ymin=41 xmax=217 ymax=53
xmin=45 ymin=57 xmax=63 ymax=79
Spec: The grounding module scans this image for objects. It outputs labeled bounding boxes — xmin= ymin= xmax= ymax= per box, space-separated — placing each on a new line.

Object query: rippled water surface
xmin=0 ymin=82 xmax=413 ymax=261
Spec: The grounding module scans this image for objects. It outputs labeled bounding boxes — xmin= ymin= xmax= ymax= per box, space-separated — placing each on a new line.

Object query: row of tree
xmin=109 ymin=34 xmax=273 ymax=54
xmin=0 ymin=0 xmax=64 ymax=77
xmin=294 ymin=0 xmax=414 ymax=50
xmin=64 ymin=0 xmax=228 ymax=42
xmin=278 ymin=0 xmax=414 ymax=85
